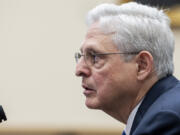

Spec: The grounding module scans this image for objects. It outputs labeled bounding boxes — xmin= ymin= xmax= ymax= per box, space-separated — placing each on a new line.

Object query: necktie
xmin=122 ymin=130 xmax=126 ymax=135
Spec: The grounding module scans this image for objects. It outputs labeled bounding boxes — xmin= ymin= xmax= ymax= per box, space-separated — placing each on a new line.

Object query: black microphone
xmin=0 ymin=105 xmax=7 ymax=123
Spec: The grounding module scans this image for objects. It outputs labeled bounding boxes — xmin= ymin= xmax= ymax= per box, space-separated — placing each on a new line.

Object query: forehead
xmin=80 ymin=23 xmax=118 ymax=52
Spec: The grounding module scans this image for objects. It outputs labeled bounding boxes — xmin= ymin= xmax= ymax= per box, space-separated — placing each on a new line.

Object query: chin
xmin=85 ymin=99 xmax=101 ymax=109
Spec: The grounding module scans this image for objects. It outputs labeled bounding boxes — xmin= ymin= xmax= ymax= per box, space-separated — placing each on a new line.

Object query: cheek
xmin=92 ymin=72 xmax=125 ymax=110
xmin=93 ymin=64 xmax=136 ymax=98
xmin=93 ymin=69 xmax=111 ymax=88
xmin=93 ymin=70 xmax=117 ymax=97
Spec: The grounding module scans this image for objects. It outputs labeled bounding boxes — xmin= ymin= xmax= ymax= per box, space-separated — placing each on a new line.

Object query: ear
xmin=136 ymin=51 xmax=154 ymax=80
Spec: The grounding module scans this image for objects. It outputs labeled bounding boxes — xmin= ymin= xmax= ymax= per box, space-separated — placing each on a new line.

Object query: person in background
xmin=75 ymin=2 xmax=180 ymax=135
xmin=135 ymin=0 xmax=180 ymax=7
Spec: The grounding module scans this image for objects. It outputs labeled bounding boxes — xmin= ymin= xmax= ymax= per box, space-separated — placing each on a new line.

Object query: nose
xmin=75 ymin=58 xmax=91 ymax=77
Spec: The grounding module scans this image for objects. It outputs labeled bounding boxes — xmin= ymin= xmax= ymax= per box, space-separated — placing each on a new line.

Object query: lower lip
xmin=83 ymin=89 xmax=95 ymax=96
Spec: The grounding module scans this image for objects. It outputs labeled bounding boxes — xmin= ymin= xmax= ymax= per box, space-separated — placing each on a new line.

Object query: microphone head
xmin=0 ymin=105 xmax=7 ymax=123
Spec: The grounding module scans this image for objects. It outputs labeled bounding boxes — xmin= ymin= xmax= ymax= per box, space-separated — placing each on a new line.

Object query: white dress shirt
xmin=124 ymin=100 xmax=143 ymax=135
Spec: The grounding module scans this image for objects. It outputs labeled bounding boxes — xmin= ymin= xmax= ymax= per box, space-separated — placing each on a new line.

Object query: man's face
xmin=75 ymin=23 xmax=137 ymax=111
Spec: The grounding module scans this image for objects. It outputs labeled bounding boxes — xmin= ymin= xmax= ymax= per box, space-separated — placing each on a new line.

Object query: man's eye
xmin=93 ymin=55 xmax=100 ymax=63
xmin=88 ymin=52 xmax=99 ymax=64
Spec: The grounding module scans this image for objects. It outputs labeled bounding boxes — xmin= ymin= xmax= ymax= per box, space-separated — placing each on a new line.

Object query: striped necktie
xmin=122 ymin=130 xmax=126 ymax=135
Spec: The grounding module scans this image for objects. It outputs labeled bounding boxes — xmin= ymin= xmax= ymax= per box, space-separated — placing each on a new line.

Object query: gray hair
xmin=86 ymin=2 xmax=175 ymax=79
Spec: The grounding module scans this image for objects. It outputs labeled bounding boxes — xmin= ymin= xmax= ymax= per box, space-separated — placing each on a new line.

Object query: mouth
xmin=82 ymin=84 xmax=96 ymax=96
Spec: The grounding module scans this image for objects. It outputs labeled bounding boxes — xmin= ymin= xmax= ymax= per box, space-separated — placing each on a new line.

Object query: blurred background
xmin=0 ymin=0 xmax=179 ymax=134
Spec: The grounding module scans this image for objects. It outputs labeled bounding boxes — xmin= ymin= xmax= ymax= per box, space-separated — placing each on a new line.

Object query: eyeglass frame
xmin=75 ymin=51 xmax=139 ymax=67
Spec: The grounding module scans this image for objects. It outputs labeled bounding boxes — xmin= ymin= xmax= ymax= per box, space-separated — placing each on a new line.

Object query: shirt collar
xmin=125 ymin=100 xmax=143 ymax=135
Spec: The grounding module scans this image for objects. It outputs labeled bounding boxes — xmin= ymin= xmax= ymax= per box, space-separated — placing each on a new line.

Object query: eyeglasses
xmin=75 ymin=51 xmax=139 ymax=68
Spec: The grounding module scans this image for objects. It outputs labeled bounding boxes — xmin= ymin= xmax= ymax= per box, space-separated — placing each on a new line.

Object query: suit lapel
xmin=130 ymin=75 xmax=179 ymax=135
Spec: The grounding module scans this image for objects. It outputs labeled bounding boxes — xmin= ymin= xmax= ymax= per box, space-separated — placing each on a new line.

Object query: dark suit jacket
xmin=130 ymin=75 xmax=180 ymax=135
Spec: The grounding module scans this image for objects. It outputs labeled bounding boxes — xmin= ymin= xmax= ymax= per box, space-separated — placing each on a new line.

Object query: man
xmin=75 ymin=2 xmax=180 ymax=135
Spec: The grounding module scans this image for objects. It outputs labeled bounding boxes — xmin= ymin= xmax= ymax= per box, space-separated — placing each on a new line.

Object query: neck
xmin=130 ymin=75 xmax=157 ymax=110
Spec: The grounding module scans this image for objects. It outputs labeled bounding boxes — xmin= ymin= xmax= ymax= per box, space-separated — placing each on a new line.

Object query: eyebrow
xmin=81 ymin=47 xmax=102 ymax=55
